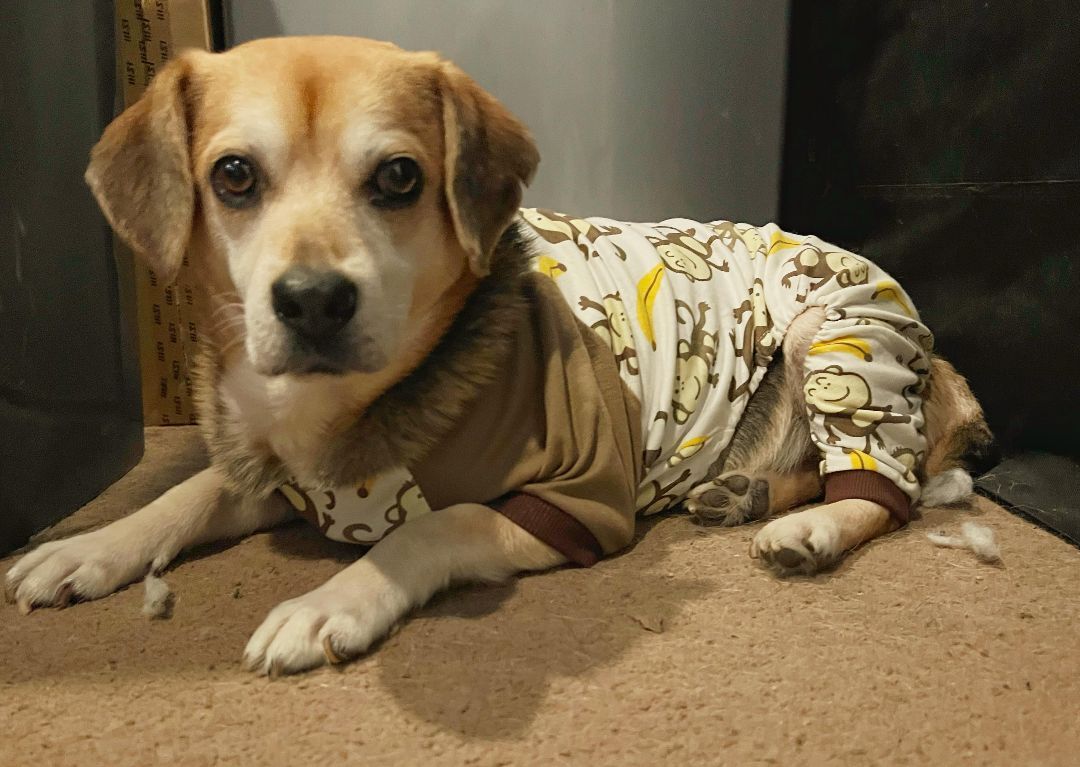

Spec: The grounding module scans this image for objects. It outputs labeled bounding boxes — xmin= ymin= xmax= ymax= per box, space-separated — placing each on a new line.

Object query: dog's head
xmin=86 ymin=36 xmax=538 ymax=376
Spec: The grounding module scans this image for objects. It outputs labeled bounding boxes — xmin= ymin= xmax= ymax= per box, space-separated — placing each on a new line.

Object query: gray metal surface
xmin=223 ymin=0 xmax=790 ymax=224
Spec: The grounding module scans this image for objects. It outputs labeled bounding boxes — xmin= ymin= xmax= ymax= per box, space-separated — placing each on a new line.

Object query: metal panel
xmin=224 ymin=0 xmax=790 ymax=223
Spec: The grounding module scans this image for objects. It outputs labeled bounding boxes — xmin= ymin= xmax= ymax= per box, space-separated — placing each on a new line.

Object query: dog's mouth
xmin=271 ymin=358 xmax=347 ymax=377
xmin=259 ymin=334 xmax=388 ymax=378
xmin=304 ymin=361 xmax=346 ymax=376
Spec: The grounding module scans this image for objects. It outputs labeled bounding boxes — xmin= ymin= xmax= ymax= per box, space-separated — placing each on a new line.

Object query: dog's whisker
xmin=210 ymin=302 xmax=244 ymax=318
xmin=217 ymin=337 xmax=245 ymax=358
xmin=213 ymin=317 xmax=247 ymax=333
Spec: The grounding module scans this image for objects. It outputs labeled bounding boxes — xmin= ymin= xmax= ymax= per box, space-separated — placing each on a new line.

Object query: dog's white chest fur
xmin=219 ymin=360 xmax=353 ymax=483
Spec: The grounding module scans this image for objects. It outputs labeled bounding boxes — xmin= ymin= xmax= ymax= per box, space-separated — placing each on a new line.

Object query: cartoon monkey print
xmin=521 ymin=208 xmax=628 ymax=261
xmin=712 ymin=221 xmax=767 ymax=259
xmin=382 ymin=481 xmax=427 ymax=535
xmin=781 ymin=244 xmax=870 ymax=302
xmin=340 ymin=479 xmax=427 ymax=544
xmin=641 ymin=411 xmax=670 ymax=469
xmin=279 ymin=482 xmax=335 ymax=536
xmin=647 ymin=226 xmax=730 ymax=282
xmin=803 ymin=365 xmax=911 ymax=452
xmin=579 ymin=292 xmax=639 ymax=375
xmin=889 ymin=446 xmax=925 ymax=485
xmin=637 ymin=469 xmax=694 ymax=515
xmin=672 ymin=300 xmax=720 ymax=424
xmin=897 ymin=348 xmax=931 ymax=408
xmin=727 ymin=278 xmax=778 ymax=401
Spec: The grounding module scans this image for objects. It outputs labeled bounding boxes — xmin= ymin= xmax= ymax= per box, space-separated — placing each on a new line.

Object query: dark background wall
xmin=780 ymin=0 xmax=1080 ymax=459
xmin=0 ymin=1 xmax=143 ymax=555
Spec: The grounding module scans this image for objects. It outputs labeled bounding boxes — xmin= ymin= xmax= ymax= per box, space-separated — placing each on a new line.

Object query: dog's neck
xmin=199 ymin=223 xmax=536 ymax=497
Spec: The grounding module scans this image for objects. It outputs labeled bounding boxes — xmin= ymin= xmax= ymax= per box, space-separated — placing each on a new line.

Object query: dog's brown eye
xmin=370 ymin=156 xmax=422 ymax=208
xmin=211 ymin=155 xmax=259 ymax=208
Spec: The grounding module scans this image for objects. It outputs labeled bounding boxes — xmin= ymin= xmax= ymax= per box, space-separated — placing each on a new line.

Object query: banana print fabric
xmin=280 ymin=208 xmax=930 ymax=546
xmin=520 ymin=208 xmax=931 ymax=517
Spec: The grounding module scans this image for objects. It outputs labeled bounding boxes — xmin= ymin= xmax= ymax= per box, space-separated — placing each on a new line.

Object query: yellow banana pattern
xmin=635 ymin=263 xmax=665 ymax=350
xmin=871 ymin=281 xmax=916 ymax=318
xmin=668 ymin=436 xmax=709 ymax=466
xmin=847 ymin=450 xmax=878 ymax=471
xmin=767 ymin=230 xmax=804 ymax=255
xmin=537 ymin=255 xmax=567 ymax=279
xmin=808 ymin=336 xmax=874 ymax=362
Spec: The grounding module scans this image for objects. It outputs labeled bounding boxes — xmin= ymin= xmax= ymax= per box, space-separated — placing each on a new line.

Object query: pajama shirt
xmin=281 ymin=209 xmax=932 ymax=559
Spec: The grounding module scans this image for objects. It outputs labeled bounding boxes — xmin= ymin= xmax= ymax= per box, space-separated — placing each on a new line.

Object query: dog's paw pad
xmin=771 ymin=546 xmax=811 ymax=571
xmin=686 ymin=473 xmax=770 ymax=527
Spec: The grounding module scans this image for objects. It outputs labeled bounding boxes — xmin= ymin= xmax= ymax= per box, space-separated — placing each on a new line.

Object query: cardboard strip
xmin=113 ymin=0 xmax=212 ymax=424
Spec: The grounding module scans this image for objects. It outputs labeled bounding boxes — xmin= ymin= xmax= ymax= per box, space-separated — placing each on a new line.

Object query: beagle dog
xmin=5 ymin=37 xmax=990 ymax=676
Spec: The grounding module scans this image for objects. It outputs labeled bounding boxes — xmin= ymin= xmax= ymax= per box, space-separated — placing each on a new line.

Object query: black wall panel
xmin=0 ymin=2 xmax=144 ymax=555
xmin=780 ymin=1 xmax=1080 ymax=458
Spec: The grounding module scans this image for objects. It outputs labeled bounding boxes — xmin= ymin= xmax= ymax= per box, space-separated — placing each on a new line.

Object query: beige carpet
xmin=2 ymin=427 xmax=1079 ymax=766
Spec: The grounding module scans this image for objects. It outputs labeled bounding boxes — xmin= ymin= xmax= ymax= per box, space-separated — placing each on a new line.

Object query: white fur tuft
xmin=958 ymin=521 xmax=1002 ymax=564
xmin=919 ymin=468 xmax=974 ymax=507
xmin=142 ymin=573 xmax=175 ymax=619
xmin=927 ymin=521 xmax=1002 ymax=565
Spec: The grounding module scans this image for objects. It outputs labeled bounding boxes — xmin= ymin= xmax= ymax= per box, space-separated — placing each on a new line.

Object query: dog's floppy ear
xmin=439 ymin=62 xmax=540 ymax=276
xmin=85 ymin=55 xmax=197 ymax=284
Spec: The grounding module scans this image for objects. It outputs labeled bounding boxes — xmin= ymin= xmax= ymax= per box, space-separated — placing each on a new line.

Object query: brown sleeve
xmin=488 ymin=492 xmax=603 ymax=567
xmin=824 ymin=470 xmax=911 ymax=524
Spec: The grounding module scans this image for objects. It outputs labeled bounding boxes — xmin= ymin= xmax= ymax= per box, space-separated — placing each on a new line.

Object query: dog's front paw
xmin=750 ymin=508 xmax=843 ymax=576
xmin=5 ymin=529 xmax=152 ymax=613
xmin=243 ymin=564 xmax=410 ymax=676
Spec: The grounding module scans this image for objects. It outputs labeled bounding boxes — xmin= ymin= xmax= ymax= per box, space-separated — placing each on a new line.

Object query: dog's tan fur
xmin=6 ymin=37 xmax=990 ymax=674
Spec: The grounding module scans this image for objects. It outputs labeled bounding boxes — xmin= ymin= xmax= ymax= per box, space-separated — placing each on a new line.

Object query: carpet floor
xmin=2 ymin=426 xmax=1078 ymax=766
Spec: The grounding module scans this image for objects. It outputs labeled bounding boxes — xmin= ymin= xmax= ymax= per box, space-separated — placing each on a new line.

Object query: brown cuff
xmin=488 ymin=492 xmax=603 ymax=567
xmin=824 ymin=470 xmax=911 ymax=525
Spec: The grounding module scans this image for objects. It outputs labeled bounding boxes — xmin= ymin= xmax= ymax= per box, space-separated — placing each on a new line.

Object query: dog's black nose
xmin=271 ymin=268 xmax=357 ymax=341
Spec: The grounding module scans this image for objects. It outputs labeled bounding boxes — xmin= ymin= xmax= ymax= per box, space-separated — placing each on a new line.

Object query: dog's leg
xmin=243 ymin=503 xmax=564 ymax=676
xmin=750 ymin=498 xmax=895 ymax=575
xmin=686 ymin=468 xmax=821 ymax=526
xmin=737 ymin=307 xmax=903 ymax=575
xmin=686 ymin=314 xmax=823 ymax=526
xmin=747 ymin=339 xmax=991 ymax=575
xmin=5 ymin=467 xmax=291 ymax=613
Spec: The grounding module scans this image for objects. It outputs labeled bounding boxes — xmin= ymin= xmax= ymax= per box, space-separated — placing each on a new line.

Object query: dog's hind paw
xmin=686 ymin=473 xmax=771 ymax=527
xmin=749 ymin=507 xmax=844 ymax=575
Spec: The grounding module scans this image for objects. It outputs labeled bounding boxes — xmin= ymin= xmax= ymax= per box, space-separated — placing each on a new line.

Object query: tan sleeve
xmin=415 ymin=274 xmax=643 ymax=558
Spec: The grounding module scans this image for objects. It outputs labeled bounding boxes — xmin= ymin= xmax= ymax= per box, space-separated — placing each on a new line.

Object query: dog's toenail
xmin=54 ymin=581 xmax=74 ymax=607
xmin=322 ymin=635 xmax=346 ymax=665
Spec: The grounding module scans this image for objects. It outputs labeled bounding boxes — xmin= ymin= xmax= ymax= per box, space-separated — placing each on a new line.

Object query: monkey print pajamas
xmin=279 ymin=208 xmax=931 ymax=555
xmin=519 ymin=209 xmax=931 ymax=525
